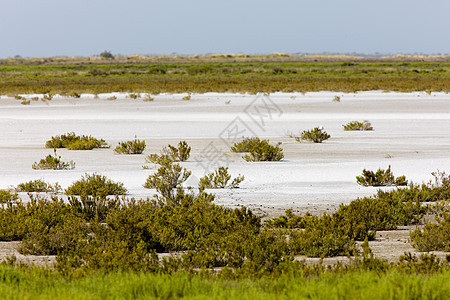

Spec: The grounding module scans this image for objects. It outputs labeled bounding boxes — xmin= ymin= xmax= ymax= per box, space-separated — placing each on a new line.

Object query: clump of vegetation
xmin=231 ymin=137 xmax=262 ymax=153
xmin=146 ymin=141 xmax=191 ymax=164
xmin=106 ymin=95 xmax=117 ymax=100
xmin=68 ymin=91 xmax=81 ymax=98
xmin=0 ymin=190 xmax=18 ymax=204
xmin=16 ymin=179 xmax=61 ymax=193
xmin=411 ymin=211 xmax=450 ymax=252
xmin=14 ymin=95 xmax=25 ymax=100
xmin=333 ymin=95 xmax=341 ymax=102
xmin=356 ymin=165 xmax=408 ymax=187
xmin=65 ymin=173 xmax=127 ymax=198
xmin=143 ymin=94 xmax=154 ymax=101
xmin=42 ymin=93 xmax=54 ymax=101
xmin=343 ymin=120 xmax=373 ymax=131
xmin=182 ymin=94 xmax=191 ymax=100
xmin=231 ymin=137 xmax=284 ymax=161
xmin=114 ymin=138 xmax=146 ymax=154
xmin=296 ymin=127 xmax=331 ymax=143
xmin=99 ymin=50 xmax=114 ymax=59
xmin=199 ymin=167 xmax=244 ymax=191
xmin=32 ymin=149 xmax=75 ymax=170
xmin=20 ymin=99 xmax=30 ymax=105
xmin=45 ymin=132 xmax=108 ymax=150
xmin=128 ymin=93 xmax=140 ymax=99
xmin=143 ymin=159 xmax=192 ymax=201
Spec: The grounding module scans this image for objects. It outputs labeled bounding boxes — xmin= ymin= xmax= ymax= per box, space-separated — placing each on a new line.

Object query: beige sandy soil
xmin=1 ymin=91 xmax=449 ymax=264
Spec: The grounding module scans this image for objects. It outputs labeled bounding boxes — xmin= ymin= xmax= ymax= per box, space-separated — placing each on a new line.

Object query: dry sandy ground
xmin=0 ymin=91 xmax=449 ymax=265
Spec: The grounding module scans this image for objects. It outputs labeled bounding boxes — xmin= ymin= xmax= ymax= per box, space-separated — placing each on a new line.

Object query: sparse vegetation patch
xmin=45 ymin=132 xmax=108 ymax=150
xmin=296 ymin=127 xmax=331 ymax=143
xmin=199 ymin=167 xmax=244 ymax=191
xmin=356 ymin=165 xmax=408 ymax=187
xmin=32 ymin=149 xmax=75 ymax=170
xmin=114 ymin=138 xmax=146 ymax=154
xmin=343 ymin=120 xmax=373 ymax=131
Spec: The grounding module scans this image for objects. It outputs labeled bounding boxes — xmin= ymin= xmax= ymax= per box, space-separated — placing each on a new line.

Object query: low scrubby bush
xmin=231 ymin=138 xmax=283 ymax=161
xmin=45 ymin=132 xmax=108 ymax=150
xmin=199 ymin=167 xmax=244 ymax=191
xmin=343 ymin=120 xmax=373 ymax=131
xmin=231 ymin=137 xmax=262 ymax=153
xmin=296 ymin=127 xmax=330 ymax=143
xmin=114 ymin=138 xmax=146 ymax=154
xmin=32 ymin=149 xmax=75 ymax=170
xmin=0 ymin=190 xmax=18 ymax=203
xmin=356 ymin=165 xmax=407 ymax=186
xmin=410 ymin=211 xmax=450 ymax=252
xmin=146 ymin=141 xmax=191 ymax=163
xmin=65 ymin=173 xmax=127 ymax=198
xmin=16 ymin=179 xmax=61 ymax=193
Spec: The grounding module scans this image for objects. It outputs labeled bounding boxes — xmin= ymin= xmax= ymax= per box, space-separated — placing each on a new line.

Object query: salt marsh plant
xmin=343 ymin=120 xmax=373 ymax=131
xmin=182 ymin=94 xmax=191 ymax=101
xmin=65 ymin=173 xmax=127 ymax=198
xmin=0 ymin=190 xmax=18 ymax=203
xmin=114 ymin=138 xmax=146 ymax=154
xmin=45 ymin=132 xmax=108 ymax=150
xmin=143 ymin=94 xmax=154 ymax=102
xmin=231 ymin=137 xmax=262 ymax=153
xmin=231 ymin=137 xmax=284 ymax=161
xmin=199 ymin=167 xmax=244 ymax=191
xmin=16 ymin=179 xmax=61 ymax=193
xmin=146 ymin=141 xmax=191 ymax=163
xmin=333 ymin=95 xmax=341 ymax=102
xmin=128 ymin=93 xmax=140 ymax=99
xmin=32 ymin=149 xmax=75 ymax=170
xmin=356 ymin=165 xmax=408 ymax=187
xmin=296 ymin=127 xmax=330 ymax=143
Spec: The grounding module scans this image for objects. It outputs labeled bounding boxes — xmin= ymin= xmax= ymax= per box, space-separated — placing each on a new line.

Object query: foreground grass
xmin=1 ymin=266 xmax=449 ymax=300
xmin=1 ymin=56 xmax=449 ymax=95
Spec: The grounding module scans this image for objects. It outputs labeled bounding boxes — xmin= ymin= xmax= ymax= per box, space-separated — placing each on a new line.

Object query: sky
xmin=0 ymin=0 xmax=449 ymax=58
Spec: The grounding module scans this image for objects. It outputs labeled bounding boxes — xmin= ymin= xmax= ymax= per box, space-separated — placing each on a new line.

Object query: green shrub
xmin=199 ymin=167 xmax=244 ymax=191
xmin=16 ymin=179 xmax=61 ymax=193
xmin=100 ymin=50 xmax=114 ymax=59
xmin=20 ymin=99 xmax=30 ymax=105
xmin=45 ymin=132 xmax=108 ymax=150
xmin=356 ymin=165 xmax=408 ymax=186
xmin=106 ymin=96 xmax=117 ymax=101
xmin=231 ymin=137 xmax=262 ymax=153
xmin=68 ymin=91 xmax=81 ymax=98
xmin=242 ymin=139 xmax=284 ymax=162
xmin=65 ymin=173 xmax=127 ymax=198
xmin=143 ymin=162 xmax=192 ymax=201
xmin=128 ymin=93 xmax=140 ymax=99
xmin=343 ymin=120 xmax=373 ymax=131
xmin=143 ymin=94 xmax=154 ymax=102
xmin=332 ymin=95 xmax=341 ymax=102
xmin=32 ymin=149 xmax=75 ymax=170
xmin=296 ymin=127 xmax=331 ymax=143
xmin=114 ymin=138 xmax=146 ymax=154
xmin=0 ymin=190 xmax=18 ymax=204
xmin=410 ymin=211 xmax=450 ymax=252
xmin=182 ymin=94 xmax=191 ymax=101
xmin=146 ymin=141 xmax=191 ymax=164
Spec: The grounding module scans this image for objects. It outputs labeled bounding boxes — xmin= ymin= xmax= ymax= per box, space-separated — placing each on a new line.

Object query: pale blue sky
xmin=0 ymin=0 xmax=449 ymax=58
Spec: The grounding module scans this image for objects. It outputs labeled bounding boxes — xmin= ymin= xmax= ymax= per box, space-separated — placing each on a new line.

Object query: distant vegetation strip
xmin=0 ymin=57 xmax=449 ymax=94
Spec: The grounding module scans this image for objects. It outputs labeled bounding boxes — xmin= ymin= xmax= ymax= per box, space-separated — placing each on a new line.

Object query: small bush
xmin=100 ymin=50 xmax=114 ymax=59
xmin=45 ymin=132 xmax=108 ymax=150
xmin=146 ymin=141 xmax=191 ymax=163
xmin=0 ymin=190 xmax=18 ymax=204
xmin=143 ymin=161 xmax=192 ymax=201
xmin=199 ymin=167 xmax=244 ymax=191
xmin=68 ymin=91 xmax=81 ymax=98
xmin=296 ymin=127 xmax=331 ymax=143
xmin=410 ymin=211 xmax=450 ymax=252
xmin=14 ymin=95 xmax=25 ymax=100
xmin=241 ymin=139 xmax=284 ymax=162
xmin=32 ymin=149 xmax=75 ymax=170
xmin=343 ymin=120 xmax=373 ymax=131
xmin=182 ymin=94 xmax=191 ymax=101
xmin=128 ymin=93 xmax=140 ymax=99
xmin=106 ymin=96 xmax=117 ymax=101
xmin=333 ymin=95 xmax=341 ymax=102
xmin=42 ymin=93 xmax=53 ymax=101
xmin=356 ymin=165 xmax=408 ymax=187
xmin=114 ymin=138 xmax=146 ymax=154
xmin=65 ymin=173 xmax=127 ymax=198
xmin=20 ymin=99 xmax=30 ymax=105
xmin=231 ymin=137 xmax=262 ymax=153
xmin=143 ymin=94 xmax=154 ymax=102
xmin=16 ymin=179 xmax=61 ymax=193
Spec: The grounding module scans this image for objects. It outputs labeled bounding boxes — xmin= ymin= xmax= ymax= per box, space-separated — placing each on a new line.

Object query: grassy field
xmin=1 ymin=265 xmax=449 ymax=300
xmin=1 ymin=55 xmax=449 ymax=95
